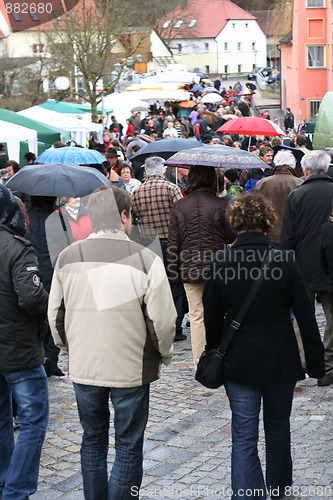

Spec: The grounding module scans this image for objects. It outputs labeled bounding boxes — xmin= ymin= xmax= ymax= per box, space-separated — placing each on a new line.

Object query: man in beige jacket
xmin=48 ymin=186 xmax=176 ymax=500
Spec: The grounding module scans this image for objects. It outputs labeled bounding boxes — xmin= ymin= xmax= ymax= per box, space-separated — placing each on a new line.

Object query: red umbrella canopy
xmin=217 ymin=117 xmax=285 ymax=136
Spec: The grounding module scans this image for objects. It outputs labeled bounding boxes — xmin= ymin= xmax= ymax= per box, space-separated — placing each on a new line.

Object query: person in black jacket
xmin=0 ymin=185 xmax=49 ymax=499
xmin=26 ymin=196 xmax=64 ymax=377
xmin=280 ymin=150 xmax=333 ymax=386
xmin=203 ymin=194 xmax=325 ymax=500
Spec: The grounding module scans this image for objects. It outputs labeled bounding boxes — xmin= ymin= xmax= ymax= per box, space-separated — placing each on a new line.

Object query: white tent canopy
xmin=0 ymin=120 xmax=37 ymax=163
xmin=18 ymin=107 xmax=103 ymax=147
xmin=105 ymin=90 xmax=191 ymax=130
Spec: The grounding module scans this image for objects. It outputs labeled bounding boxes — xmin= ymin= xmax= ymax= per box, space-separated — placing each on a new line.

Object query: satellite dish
xmin=55 ymin=77 xmax=70 ymax=90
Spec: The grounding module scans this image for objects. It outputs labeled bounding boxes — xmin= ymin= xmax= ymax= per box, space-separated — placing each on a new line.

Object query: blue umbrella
xmin=6 ymin=163 xmax=110 ymax=197
xmin=191 ymin=85 xmax=204 ymax=91
xmin=36 ymin=146 xmax=106 ymax=165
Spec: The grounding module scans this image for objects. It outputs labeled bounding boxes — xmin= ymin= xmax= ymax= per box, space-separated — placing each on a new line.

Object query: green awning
xmin=0 ymin=108 xmax=71 ymax=144
xmin=63 ymin=102 xmax=114 ymax=115
xmin=39 ymin=100 xmax=86 ymax=114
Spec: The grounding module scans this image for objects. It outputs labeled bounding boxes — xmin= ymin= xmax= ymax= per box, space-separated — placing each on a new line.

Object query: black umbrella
xmin=130 ymin=138 xmax=202 ymax=163
xmin=6 ymin=163 xmax=111 ymax=197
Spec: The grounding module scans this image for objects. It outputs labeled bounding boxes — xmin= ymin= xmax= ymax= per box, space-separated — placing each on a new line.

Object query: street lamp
xmin=136 ymin=54 xmax=143 ymax=75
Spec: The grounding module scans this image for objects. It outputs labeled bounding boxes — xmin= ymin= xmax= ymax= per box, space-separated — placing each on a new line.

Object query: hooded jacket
xmin=0 ymin=186 xmax=49 ymax=371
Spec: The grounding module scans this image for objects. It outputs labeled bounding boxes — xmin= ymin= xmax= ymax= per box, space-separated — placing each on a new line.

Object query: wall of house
xmin=216 ymin=20 xmax=266 ymax=74
xmin=281 ymin=0 xmax=333 ymax=122
xmin=5 ymin=31 xmax=48 ymax=57
xmin=169 ymin=38 xmax=217 ymax=73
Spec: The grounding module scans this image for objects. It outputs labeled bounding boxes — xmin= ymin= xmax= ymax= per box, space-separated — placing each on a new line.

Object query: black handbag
xmin=195 ymin=253 xmax=271 ymax=389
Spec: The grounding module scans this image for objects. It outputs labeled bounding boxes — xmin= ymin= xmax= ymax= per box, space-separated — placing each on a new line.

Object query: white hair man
xmin=254 ymin=149 xmax=303 ymax=247
xmin=280 ymin=150 xmax=333 ymax=386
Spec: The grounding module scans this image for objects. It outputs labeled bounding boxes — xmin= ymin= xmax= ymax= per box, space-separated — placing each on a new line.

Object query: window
xmin=188 ymin=19 xmax=197 ymax=28
xmin=237 ymin=42 xmax=242 ymax=50
xmin=252 ymin=42 xmax=256 ymax=50
xmin=238 ymin=64 xmax=242 ymax=73
xmin=205 ymin=43 xmax=209 ymax=52
xmin=11 ymin=12 xmax=21 ymax=21
xmin=29 ymin=11 xmax=39 ymax=21
xmin=309 ymin=99 xmax=322 ymax=118
xmin=232 ymin=23 xmax=235 ymax=29
xmin=224 ymin=42 xmax=228 ymax=51
xmin=177 ymin=43 xmax=182 ymax=53
xmin=306 ymin=0 xmax=325 ymax=6
xmin=174 ymin=20 xmax=183 ymax=28
xmin=245 ymin=23 xmax=248 ymax=29
xmin=33 ymin=44 xmax=44 ymax=54
xmin=205 ymin=65 xmax=210 ymax=74
xmin=307 ymin=45 xmax=326 ymax=67
xmin=162 ymin=20 xmax=171 ymax=29
xmin=252 ymin=63 xmax=256 ymax=69
xmin=224 ymin=65 xmax=229 ymax=74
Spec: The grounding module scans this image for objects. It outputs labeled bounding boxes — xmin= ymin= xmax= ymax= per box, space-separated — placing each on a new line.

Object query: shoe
xmin=13 ymin=417 xmax=20 ymax=432
xmin=174 ymin=333 xmax=187 ymax=341
xmin=43 ymin=359 xmax=64 ymax=377
xmin=317 ymin=372 xmax=333 ymax=386
xmin=51 ymin=366 xmax=65 ymax=377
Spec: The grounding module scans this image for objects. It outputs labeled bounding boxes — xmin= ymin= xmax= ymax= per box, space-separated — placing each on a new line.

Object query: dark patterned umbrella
xmin=164 ymin=145 xmax=268 ymax=169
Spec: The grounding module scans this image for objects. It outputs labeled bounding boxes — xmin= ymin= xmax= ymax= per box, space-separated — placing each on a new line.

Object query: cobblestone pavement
xmin=33 ymin=307 xmax=333 ymax=500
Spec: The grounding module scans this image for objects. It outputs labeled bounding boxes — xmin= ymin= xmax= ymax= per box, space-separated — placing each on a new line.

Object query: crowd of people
xmin=0 ymin=97 xmax=333 ymax=500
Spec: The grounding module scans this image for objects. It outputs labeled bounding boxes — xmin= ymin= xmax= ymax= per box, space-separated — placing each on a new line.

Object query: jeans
xmin=73 ymin=383 xmax=150 ymax=500
xmin=225 ymin=381 xmax=295 ymax=500
xmin=0 ymin=365 xmax=49 ymax=500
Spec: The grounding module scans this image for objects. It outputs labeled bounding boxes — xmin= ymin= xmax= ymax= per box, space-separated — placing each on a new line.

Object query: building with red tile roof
xmin=159 ymin=0 xmax=267 ymax=76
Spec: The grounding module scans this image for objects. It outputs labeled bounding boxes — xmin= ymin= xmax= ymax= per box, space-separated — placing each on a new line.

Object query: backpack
xmin=226 ymin=183 xmax=243 ymax=198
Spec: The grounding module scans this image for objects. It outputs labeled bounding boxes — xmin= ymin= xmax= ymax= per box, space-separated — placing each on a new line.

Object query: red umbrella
xmin=217 ymin=117 xmax=285 ymax=136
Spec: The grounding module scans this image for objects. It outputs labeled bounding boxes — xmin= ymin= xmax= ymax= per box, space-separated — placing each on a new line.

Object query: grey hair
xmin=144 ymin=156 xmax=166 ymax=176
xmin=274 ymin=150 xmax=296 ymax=168
xmin=325 ymin=147 xmax=333 ymax=162
xmin=301 ymin=150 xmax=330 ymax=174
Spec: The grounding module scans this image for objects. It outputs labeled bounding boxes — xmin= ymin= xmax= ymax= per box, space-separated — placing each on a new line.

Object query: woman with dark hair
xmin=167 ymin=165 xmax=235 ymax=366
xmin=203 ymin=193 xmax=325 ymax=500
xmin=26 ymin=196 xmax=64 ymax=377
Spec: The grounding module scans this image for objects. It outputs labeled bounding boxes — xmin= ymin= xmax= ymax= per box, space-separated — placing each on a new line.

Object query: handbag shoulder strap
xmin=218 ymin=250 xmax=271 ymax=354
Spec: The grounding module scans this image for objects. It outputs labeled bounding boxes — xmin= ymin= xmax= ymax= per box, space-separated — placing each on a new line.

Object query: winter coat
xmin=280 ymin=174 xmax=333 ymax=290
xmin=167 ymin=187 xmax=235 ymax=283
xmin=319 ymin=221 xmax=333 ymax=303
xmin=48 ymin=231 xmax=176 ymax=388
xmin=245 ymin=167 xmax=273 ymax=192
xmin=203 ymin=231 xmax=325 ymax=385
xmin=254 ymin=165 xmax=303 ymax=244
xmin=0 ymin=224 xmax=49 ymax=372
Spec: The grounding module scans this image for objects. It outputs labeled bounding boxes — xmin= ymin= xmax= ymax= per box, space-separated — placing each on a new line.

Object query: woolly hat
xmin=224 ymin=169 xmax=238 ymax=183
xmin=0 ymin=185 xmax=26 ymax=236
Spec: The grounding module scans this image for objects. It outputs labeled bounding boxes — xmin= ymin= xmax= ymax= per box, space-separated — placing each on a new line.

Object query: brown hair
xmin=117 ymin=163 xmax=134 ymax=177
xmin=188 ymin=165 xmax=216 ymax=190
xmin=88 ymin=186 xmax=130 ymax=232
xmin=226 ymin=193 xmax=277 ymax=233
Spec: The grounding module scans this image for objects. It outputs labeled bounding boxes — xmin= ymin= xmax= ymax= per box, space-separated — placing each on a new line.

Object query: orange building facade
xmin=280 ymin=0 xmax=333 ymax=122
